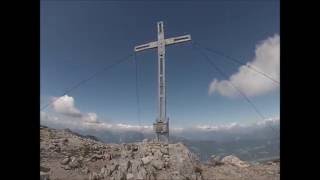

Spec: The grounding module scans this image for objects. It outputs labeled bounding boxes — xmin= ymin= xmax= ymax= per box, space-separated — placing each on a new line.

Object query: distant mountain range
xmin=50 ymin=122 xmax=279 ymax=162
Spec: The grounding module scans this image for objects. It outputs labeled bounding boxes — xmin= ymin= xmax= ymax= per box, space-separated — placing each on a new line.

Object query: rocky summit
xmin=40 ymin=126 xmax=280 ymax=180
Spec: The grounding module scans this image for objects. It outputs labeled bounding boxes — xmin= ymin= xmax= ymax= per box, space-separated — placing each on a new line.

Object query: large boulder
xmin=171 ymin=171 xmax=184 ymax=180
xmin=104 ymin=153 xmax=112 ymax=160
xmin=69 ymin=157 xmax=82 ymax=169
xmin=151 ymin=159 xmax=164 ymax=170
xmin=40 ymin=171 xmax=50 ymax=180
xmin=88 ymin=172 xmax=100 ymax=180
xmin=221 ymin=155 xmax=250 ymax=168
xmin=60 ymin=157 xmax=70 ymax=165
xmin=156 ymin=172 xmax=170 ymax=180
xmin=136 ymin=166 xmax=147 ymax=179
xmin=90 ymin=155 xmax=104 ymax=162
xmin=109 ymin=163 xmax=120 ymax=176
xmin=160 ymin=147 xmax=169 ymax=155
xmin=141 ymin=156 xmax=153 ymax=165
xmin=40 ymin=166 xmax=50 ymax=172
xmin=209 ymin=155 xmax=223 ymax=166
xmin=126 ymin=173 xmax=134 ymax=180
xmin=153 ymin=149 xmax=163 ymax=159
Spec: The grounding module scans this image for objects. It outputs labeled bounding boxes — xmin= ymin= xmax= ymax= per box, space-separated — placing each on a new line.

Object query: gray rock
xmin=90 ymin=155 xmax=104 ymax=162
xmin=112 ymin=170 xmax=126 ymax=180
xmin=61 ymin=157 xmax=70 ymax=165
xmin=40 ymin=166 xmax=50 ymax=172
xmin=195 ymin=172 xmax=203 ymax=180
xmin=153 ymin=149 xmax=163 ymax=159
xmin=130 ymin=159 xmax=141 ymax=173
xmin=82 ymin=167 xmax=90 ymax=174
xmin=132 ymin=144 xmax=139 ymax=151
xmin=69 ymin=157 xmax=81 ymax=169
xmin=141 ymin=156 xmax=153 ymax=165
xmin=126 ymin=160 xmax=132 ymax=171
xmin=151 ymin=159 xmax=164 ymax=170
xmin=164 ymin=161 xmax=169 ymax=168
xmin=137 ymin=166 xmax=147 ymax=180
xmin=190 ymin=174 xmax=197 ymax=180
xmin=54 ymin=146 xmax=61 ymax=153
xmin=157 ymin=172 xmax=170 ymax=180
xmin=109 ymin=164 xmax=119 ymax=176
xmin=104 ymin=153 xmax=112 ymax=160
xmin=48 ymin=144 xmax=55 ymax=150
xmin=160 ymin=147 xmax=169 ymax=155
xmin=89 ymin=172 xmax=100 ymax=180
xmin=209 ymin=155 xmax=224 ymax=166
xmin=40 ymin=171 xmax=50 ymax=180
xmin=171 ymin=171 xmax=184 ymax=180
xmin=62 ymin=165 xmax=71 ymax=170
xmin=100 ymin=166 xmax=107 ymax=175
xmin=126 ymin=173 xmax=134 ymax=180
xmin=62 ymin=138 xmax=68 ymax=144
xmin=221 ymin=155 xmax=250 ymax=168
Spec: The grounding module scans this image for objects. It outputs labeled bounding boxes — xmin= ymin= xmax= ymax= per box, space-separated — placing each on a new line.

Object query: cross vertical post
xmin=134 ymin=21 xmax=191 ymax=142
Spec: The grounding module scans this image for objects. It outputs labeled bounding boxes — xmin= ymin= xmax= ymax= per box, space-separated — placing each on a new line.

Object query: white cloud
xmin=50 ymin=95 xmax=101 ymax=124
xmin=41 ymin=95 xmax=152 ymax=132
xmin=42 ymin=108 xmax=279 ymax=135
xmin=41 ymin=95 xmax=279 ymax=135
xmin=196 ymin=122 xmax=241 ymax=131
xmin=41 ymin=111 xmax=153 ymax=133
xmin=82 ymin=113 xmax=98 ymax=123
xmin=208 ymin=34 xmax=280 ymax=97
xmin=194 ymin=116 xmax=279 ymax=132
xmin=43 ymin=95 xmax=185 ymax=133
xmin=52 ymin=95 xmax=82 ymax=117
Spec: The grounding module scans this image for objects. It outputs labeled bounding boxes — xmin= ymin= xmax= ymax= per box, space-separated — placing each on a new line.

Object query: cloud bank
xmin=52 ymin=95 xmax=82 ymax=117
xmin=51 ymin=95 xmax=98 ymax=123
xmin=41 ymin=111 xmax=153 ymax=133
xmin=41 ymin=95 xmax=279 ymax=135
xmin=208 ymin=34 xmax=280 ymax=97
xmin=194 ymin=116 xmax=279 ymax=132
xmin=41 ymin=95 xmax=152 ymax=132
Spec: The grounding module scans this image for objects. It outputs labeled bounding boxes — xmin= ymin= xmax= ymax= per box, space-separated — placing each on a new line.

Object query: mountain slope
xmin=40 ymin=126 xmax=279 ymax=180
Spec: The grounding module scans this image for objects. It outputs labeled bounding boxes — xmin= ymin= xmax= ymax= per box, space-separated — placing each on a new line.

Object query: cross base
xmin=153 ymin=120 xmax=169 ymax=142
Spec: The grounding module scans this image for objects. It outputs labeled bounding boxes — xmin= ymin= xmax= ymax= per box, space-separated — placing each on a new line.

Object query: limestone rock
xmin=69 ymin=157 xmax=81 ymax=169
xmin=89 ymin=172 xmax=100 ymax=180
xmin=62 ymin=165 xmax=71 ymax=170
xmin=82 ymin=167 xmax=90 ymax=174
xmin=109 ymin=164 xmax=119 ymax=176
xmin=151 ymin=159 xmax=164 ymax=170
xmin=156 ymin=172 xmax=170 ymax=180
xmin=141 ymin=156 xmax=153 ymax=165
xmin=104 ymin=153 xmax=112 ymax=160
xmin=40 ymin=171 xmax=50 ymax=180
xmin=40 ymin=166 xmax=50 ymax=172
xmin=61 ymin=157 xmax=70 ymax=165
xmin=136 ymin=167 xmax=147 ymax=180
xmin=40 ymin=126 xmax=279 ymax=180
xmin=126 ymin=173 xmax=134 ymax=180
xmin=221 ymin=155 xmax=250 ymax=168
xmin=160 ymin=147 xmax=169 ymax=155
xmin=90 ymin=155 xmax=104 ymax=162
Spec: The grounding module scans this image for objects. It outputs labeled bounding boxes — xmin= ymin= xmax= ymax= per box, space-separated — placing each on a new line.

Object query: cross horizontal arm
xmin=134 ymin=41 xmax=158 ymax=52
xmin=165 ymin=34 xmax=191 ymax=46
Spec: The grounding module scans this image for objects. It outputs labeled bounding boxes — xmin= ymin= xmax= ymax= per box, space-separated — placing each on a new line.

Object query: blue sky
xmin=40 ymin=0 xmax=279 ymax=129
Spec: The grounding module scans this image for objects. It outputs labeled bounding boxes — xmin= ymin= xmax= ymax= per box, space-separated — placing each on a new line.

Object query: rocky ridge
xmin=40 ymin=126 xmax=279 ymax=180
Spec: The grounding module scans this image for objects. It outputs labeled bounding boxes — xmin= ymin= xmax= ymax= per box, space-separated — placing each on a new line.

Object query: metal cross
xmin=134 ymin=21 xmax=191 ymax=142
